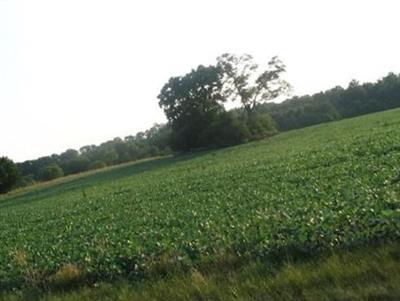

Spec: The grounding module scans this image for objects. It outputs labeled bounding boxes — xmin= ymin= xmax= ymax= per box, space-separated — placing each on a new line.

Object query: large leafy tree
xmin=158 ymin=65 xmax=224 ymax=150
xmin=0 ymin=157 xmax=20 ymax=194
xmin=217 ymin=53 xmax=290 ymax=114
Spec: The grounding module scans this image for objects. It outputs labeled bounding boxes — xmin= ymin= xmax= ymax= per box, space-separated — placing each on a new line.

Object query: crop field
xmin=1 ymin=109 xmax=400 ymax=290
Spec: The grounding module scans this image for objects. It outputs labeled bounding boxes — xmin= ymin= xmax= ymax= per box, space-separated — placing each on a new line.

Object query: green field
xmin=1 ymin=109 xmax=400 ymax=298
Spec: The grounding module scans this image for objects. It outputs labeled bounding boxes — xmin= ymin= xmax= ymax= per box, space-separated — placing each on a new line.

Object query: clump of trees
xmin=0 ymin=157 xmax=20 ymax=194
xmin=4 ymin=53 xmax=400 ymax=194
xmin=158 ymin=53 xmax=289 ymax=150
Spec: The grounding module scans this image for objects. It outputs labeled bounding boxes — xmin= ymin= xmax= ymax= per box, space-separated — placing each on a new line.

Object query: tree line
xmin=256 ymin=73 xmax=400 ymax=131
xmin=0 ymin=124 xmax=172 ymax=193
xmin=1 ymin=54 xmax=400 ymax=194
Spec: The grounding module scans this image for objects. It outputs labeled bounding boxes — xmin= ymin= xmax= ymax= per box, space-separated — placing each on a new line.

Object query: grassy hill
xmin=1 ymin=109 xmax=400 ymax=300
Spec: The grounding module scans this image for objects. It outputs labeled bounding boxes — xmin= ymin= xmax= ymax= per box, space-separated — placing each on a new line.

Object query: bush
xmin=0 ymin=157 xmax=20 ymax=194
xmin=40 ymin=164 xmax=64 ymax=181
xmin=15 ymin=174 xmax=36 ymax=188
xmin=200 ymin=112 xmax=250 ymax=147
xmin=182 ymin=112 xmax=278 ymax=150
xmin=62 ymin=158 xmax=90 ymax=175
xmin=245 ymin=113 xmax=278 ymax=141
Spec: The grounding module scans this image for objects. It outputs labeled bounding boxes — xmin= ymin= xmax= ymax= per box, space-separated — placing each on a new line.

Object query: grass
xmin=0 ymin=109 xmax=400 ymax=299
xmin=2 ymin=242 xmax=399 ymax=301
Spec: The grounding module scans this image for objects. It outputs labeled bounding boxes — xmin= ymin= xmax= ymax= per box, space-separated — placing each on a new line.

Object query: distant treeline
xmin=16 ymin=124 xmax=172 ymax=186
xmin=256 ymin=73 xmax=400 ymax=131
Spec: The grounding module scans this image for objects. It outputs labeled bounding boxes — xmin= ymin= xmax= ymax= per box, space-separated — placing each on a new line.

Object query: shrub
xmin=62 ymin=158 xmax=90 ymax=175
xmin=245 ymin=113 xmax=278 ymax=141
xmin=200 ymin=112 xmax=250 ymax=147
xmin=40 ymin=164 xmax=64 ymax=181
xmin=15 ymin=174 xmax=36 ymax=188
xmin=0 ymin=157 xmax=20 ymax=194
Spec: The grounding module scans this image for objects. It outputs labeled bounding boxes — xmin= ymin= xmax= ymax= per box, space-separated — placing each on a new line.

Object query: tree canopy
xmin=157 ymin=55 xmax=287 ymax=151
xmin=217 ymin=53 xmax=290 ymax=114
xmin=158 ymin=65 xmax=225 ymax=150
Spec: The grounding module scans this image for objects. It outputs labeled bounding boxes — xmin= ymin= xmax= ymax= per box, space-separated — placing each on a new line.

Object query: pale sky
xmin=1 ymin=0 xmax=400 ymax=162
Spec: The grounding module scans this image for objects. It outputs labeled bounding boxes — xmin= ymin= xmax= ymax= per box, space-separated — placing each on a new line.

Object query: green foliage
xmin=258 ymin=72 xmax=400 ymax=131
xmin=16 ymin=124 xmax=172 ymax=188
xmin=15 ymin=175 xmax=36 ymax=189
xmin=2 ymin=243 xmax=399 ymax=301
xmin=201 ymin=112 xmax=278 ymax=147
xmin=157 ymin=59 xmax=281 ymax=151
xmin=88 ymin=161 xmax=107 ymax=170
xmin=0 ymin=109 xmax=400 ymax=290
xmin=0 ymin=157 xmax=20 ymax=194
xmin=199 ymin=111 xmax=250 ymax=147
xmin=245 ymin=113 xmax=278 ymax=140
xmin=62 ymin=159 xmax=90 ymax=175
xmin=59 ymin=149 xmax=79 ymax=163
xmin=158 ymin=65 xmax=225 ymax=150
xmin=40 ymin=164 xmax=64 ymax=181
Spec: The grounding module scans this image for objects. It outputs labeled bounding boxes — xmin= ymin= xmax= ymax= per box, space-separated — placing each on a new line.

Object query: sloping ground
xmin=0 ymin=109 xmax=399 ymax=295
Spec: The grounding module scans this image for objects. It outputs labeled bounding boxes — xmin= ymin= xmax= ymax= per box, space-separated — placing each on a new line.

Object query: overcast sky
xmin=1 ymin=0 xmax=400 ymax=162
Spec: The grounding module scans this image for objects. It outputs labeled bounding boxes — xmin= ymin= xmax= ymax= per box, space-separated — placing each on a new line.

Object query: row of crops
xmin=0 ymin=109 xmax=400 ymax=289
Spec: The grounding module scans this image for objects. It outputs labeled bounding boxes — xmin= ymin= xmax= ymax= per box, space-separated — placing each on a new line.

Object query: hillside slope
xmin=1 ymin=109 xmax=400 ymax=297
